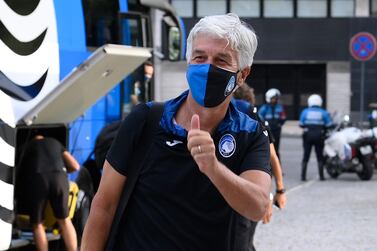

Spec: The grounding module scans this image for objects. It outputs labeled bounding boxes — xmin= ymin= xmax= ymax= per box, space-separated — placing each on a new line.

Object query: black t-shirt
xmin=21 ymin=137 xmax=66 ymax=174
xmin=106 ymin=91 xmax=271 ymax=251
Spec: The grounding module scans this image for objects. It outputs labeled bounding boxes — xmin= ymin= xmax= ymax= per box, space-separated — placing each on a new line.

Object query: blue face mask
xmin=186 ymin=64 xmax=239 ymax=107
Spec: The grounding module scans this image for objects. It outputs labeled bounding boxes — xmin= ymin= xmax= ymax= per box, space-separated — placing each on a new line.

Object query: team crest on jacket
xmin=219 ymin=134 xmax=236 ymax=158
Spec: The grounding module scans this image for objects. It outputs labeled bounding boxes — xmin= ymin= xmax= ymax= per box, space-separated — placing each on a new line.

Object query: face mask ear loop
xmin=232 ymin=84 xmax=240 ymax=94
xmin=232 ymin=69 xmax=243 ymax=94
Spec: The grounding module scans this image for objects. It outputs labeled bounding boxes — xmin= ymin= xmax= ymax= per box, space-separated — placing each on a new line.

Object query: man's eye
xmin=217 ymin=59 xmax=229 ymax=65
xmin=193 ymin=57 xmax=206 ymax=63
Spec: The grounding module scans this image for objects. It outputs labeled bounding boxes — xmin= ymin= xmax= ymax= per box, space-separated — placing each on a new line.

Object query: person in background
xmin=368 ymin=103 xmax=377 ymax=128
xmin=81 ymin=13 xmax=271 ymax=251
xmin=19 ymin=133 xmax=80 ymax=251
xmin=258 ymin=88 xmax=286 ymax=158
xmin=143 ymin=60 xmax=154 ymax=101
xmin=299 ymin=94 xmax=332 ymax=181
xmin=233 ymin=84 xmax=286 ymax=250
xmin=130 ymin=81 xmax=142 ymax=107
xmin=130 ymin=60 xmax=154 ymax=108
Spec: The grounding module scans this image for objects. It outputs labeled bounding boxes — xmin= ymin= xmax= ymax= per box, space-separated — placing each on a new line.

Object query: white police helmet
xmin=308 ymin=94 xmax=323 ymax=107
xmin=265 ymin=88 xmax=281 ymax=103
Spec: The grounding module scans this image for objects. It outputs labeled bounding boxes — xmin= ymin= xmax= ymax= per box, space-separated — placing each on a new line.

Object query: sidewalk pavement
xmin=254 ymin=173 xmax=377 ymax=251
xmin=282 ymin=120 xmax=303 ymax=137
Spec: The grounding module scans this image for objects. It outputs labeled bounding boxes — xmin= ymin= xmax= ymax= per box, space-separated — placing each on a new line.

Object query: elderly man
xmin=81 ymin=13 xmax=271 ymax=251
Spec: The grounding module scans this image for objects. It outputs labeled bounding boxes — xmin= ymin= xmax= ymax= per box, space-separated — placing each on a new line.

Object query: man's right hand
xmin=187 ymin=114 xmax=218 ymax=175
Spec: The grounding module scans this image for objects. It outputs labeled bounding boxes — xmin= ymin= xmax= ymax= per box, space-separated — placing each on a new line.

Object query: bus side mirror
xmin=162 ymin=15 xmax=182 ymax=61
xmin=168 ymin=27 xmax=181 ymax=61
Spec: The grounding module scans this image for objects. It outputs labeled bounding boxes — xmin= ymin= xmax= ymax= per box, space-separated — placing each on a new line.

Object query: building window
xmin=197 ymin=0 xmax=226 ymax=16
xmin=331 ymin=0 xmax=355 ymax=17
xmin=297 ymin=0 xmax=327 ymax=17
xmin=372 ymin=0 xmax=377 ymax=16
xmin=230 ymin=0 xmax=260 ymax=17
xmin=264 ymin=0 xmax=294 ymax=17
xmin=171 ymin=0 xmax=193 ymax=17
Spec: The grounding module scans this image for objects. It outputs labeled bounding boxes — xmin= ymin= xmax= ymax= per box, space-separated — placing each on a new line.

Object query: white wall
xmin=154 ymin=60 xmax=187 ymax=101
xmin=326 ymin=62 xmax=351 ymax=116
xmin=151 ymin=9 xmax=188 ymax=102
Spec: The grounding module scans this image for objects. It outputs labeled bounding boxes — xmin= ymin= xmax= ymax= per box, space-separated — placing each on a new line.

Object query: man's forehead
xmin=192 ymin=48 xmax=232 ymax=57
xmin=192 ymin=36 xmax=237 ymax=57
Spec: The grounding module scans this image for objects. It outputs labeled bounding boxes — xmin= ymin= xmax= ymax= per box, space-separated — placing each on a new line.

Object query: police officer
xmin=258 ymin=88 xmax=286 ymax=158
xmin=299 ymin=94 xmax=332 ymax=181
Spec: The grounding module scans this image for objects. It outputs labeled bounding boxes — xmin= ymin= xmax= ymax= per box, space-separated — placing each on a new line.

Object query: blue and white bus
xmin=0 ymin=0 xmax=184 ymax=249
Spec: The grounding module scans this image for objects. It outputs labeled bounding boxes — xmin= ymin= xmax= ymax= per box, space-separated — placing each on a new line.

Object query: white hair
xmin=186 ymin=13 xmax=258 ymax=69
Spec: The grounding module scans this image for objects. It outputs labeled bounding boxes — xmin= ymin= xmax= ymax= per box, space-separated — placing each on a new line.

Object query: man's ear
xmin=237 ymin=66 xmax=251 ymax=86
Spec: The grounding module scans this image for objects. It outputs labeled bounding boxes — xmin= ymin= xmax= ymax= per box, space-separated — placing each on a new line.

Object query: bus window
xmin=118 ymin=12 xmax=153 ymax=115
xmin=82 ymin=0 xmax=120 ymax=47
xmin=118 ymin=12 xmax=152 ymax=48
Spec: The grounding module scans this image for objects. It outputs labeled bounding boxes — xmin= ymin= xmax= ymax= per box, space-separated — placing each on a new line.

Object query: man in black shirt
xmin=20 ymin=135 xmax=80 ymax=251
xmin=82 ymin=13 xmax=271 ymax=251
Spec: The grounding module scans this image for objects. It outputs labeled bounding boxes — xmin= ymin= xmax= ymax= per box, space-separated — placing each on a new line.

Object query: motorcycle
xmin=323 ymin=126 xmax=374 ymax=181
xmin=358 ymin=127 xmax=377 ymax=170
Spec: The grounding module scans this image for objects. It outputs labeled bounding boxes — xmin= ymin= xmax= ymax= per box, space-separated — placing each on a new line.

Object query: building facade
xmin=169 ymin=0 xmax=377 ymax=120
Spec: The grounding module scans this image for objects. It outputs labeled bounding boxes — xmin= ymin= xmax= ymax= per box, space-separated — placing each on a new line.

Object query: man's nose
xmin=205 ymin=57 xmax=214 ymax=65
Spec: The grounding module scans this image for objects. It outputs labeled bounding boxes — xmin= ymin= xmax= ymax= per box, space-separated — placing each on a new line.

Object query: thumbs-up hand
xmin=190 ymin=114 xmax=200 ymax=130
xmin=187 ymin=114 xmax=218 ymax=174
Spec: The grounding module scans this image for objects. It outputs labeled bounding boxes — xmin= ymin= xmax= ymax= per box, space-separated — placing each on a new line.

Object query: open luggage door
xmin=21 ymin=44 xmax=151 ymax=125
xmin=1 ymin=44 xmax=151 ymax=250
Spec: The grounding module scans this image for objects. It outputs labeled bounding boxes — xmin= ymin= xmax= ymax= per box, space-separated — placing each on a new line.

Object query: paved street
xmin=254 ymin=136 xmax=377 ymax=251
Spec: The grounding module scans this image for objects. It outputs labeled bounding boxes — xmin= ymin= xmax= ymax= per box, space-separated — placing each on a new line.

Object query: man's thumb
xmin=190 ymin=114 xmax=200 ymax=130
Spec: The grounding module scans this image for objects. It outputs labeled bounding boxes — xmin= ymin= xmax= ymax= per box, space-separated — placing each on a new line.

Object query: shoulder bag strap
xmin=105 ymin=102 xmax=164 ymax=250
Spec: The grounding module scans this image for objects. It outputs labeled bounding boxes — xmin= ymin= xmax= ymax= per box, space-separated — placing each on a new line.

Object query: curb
xmin=281 ymin=133 xmax=301 ymax=138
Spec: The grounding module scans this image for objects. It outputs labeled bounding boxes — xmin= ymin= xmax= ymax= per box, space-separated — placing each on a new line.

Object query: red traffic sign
xmin=349 ymin=32 xmax=377 ymax=61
